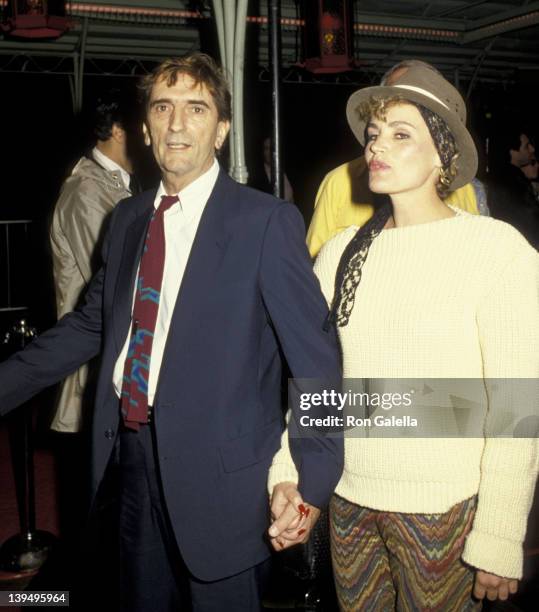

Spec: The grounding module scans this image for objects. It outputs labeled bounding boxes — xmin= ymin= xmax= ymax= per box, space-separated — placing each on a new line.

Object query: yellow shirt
xmin=306 ymin=156 xmax=480 ymax=257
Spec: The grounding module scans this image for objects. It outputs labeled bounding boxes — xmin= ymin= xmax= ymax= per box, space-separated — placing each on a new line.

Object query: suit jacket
xmin=0 ymin=169 xmax=343 ymax=581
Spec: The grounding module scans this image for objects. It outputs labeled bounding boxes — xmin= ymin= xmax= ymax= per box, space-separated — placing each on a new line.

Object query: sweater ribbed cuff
xmin=462 ymin=529 xmax=523 ymax=579
xmin=267 ymin=463 xmax=299 ymax=497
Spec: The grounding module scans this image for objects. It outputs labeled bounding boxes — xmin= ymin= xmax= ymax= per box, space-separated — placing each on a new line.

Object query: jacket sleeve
xmin=0 ymin=207 xmax=119 ymax=418
xmin=261 ymin=202 xmax=343 ymax=509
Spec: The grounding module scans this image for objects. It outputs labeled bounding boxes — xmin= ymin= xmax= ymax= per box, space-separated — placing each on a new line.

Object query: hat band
xmin=393 ymin=84 xmax=450 ymax=110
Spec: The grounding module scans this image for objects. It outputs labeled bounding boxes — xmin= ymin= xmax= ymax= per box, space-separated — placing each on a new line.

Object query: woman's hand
xmin=473 ymin=570 xmax=518 ymax=601
xmin=268 ymin=482 xmax=321 ymax=551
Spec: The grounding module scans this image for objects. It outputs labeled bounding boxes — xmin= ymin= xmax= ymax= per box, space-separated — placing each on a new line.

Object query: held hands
xmin=268 ymin=482 xmax=320 ymax=551
xmin=473 ymin=570 xmax=518 ymax=601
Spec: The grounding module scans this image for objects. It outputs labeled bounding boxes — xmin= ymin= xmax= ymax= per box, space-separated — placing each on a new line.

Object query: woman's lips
xmin=369 ymin=160 xmax=390 ymax=171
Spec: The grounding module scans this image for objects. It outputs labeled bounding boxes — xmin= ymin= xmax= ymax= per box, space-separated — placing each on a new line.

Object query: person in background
xmin=263 ymin=137 xmax=295 ymax=202
xmin=487 ymin=127 xmax=539 ymax=248
xmin=249 ymin=136 xmax=295 ymax=203
xmin=50 ymin=89 xmax=138 ymax=434
xmin=48 ymin=90 xmax=140 ymax=551
xmin=306 ymin=59 xmax=488 ymax=258
xmin=270 ymin=62 xmax=538 ymax=610
xmin=521 ymin=154 xmax=539 ymax=203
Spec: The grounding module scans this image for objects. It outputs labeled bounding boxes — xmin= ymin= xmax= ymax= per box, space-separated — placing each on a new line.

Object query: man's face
xmin=143 ymin=73 xmax=230 ymax=192
xmin=510 ymin=133 xmax=535 ymax=168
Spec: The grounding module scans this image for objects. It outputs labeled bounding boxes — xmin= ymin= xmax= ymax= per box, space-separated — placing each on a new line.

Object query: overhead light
xmin=302 ymin=0 xmax=354 ymax=74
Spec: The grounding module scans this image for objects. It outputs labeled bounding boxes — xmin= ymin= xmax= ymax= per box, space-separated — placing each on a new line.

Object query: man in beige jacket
xmin=50 ymin=91 xmax=137 ymax=433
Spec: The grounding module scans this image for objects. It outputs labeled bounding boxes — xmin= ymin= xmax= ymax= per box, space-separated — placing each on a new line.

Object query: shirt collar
xmin=153 ymin=159 xmax=220 ymax=219
xmin=92 ymin=146 xmax=131 ymax=191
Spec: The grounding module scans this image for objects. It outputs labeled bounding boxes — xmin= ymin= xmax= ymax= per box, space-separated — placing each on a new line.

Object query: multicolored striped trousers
xmin=330 ymin=495 xmax=481 ymax=611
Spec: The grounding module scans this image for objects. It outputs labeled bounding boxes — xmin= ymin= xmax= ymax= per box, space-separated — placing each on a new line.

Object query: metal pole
xmin=26 ymin=403 xmax=36 ymax=533
xmin=268 ymin=0 xmax=283 ymax=198
xmin=232 ymin=0 xmax=249 ymax=184
xmin=71 ymin=54 xmax=79 ymax=115
xmin=212 ymin=0 xmax=226 ymax=69
xmin=223 ymin=0 xmax=237 ymax=172
xmin=76 ymin=17 xmax=89 ymax=114
xmin=5 ymin=225 xmax=10 ymax=308
xmin=0 ymin=321 xmax=56 ymax=573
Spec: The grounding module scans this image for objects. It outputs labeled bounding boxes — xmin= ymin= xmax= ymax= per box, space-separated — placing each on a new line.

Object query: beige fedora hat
xmin=346 ymin=65 xmax=478 ymax=189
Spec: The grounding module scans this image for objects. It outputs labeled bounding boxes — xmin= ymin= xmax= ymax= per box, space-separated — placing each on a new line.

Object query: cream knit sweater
xmin=268 ymin=210 xmax=539 ymax=579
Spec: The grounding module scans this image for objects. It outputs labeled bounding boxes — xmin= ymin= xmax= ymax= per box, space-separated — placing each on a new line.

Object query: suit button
xmin=104 ymin=428 xmax=115 ymax=439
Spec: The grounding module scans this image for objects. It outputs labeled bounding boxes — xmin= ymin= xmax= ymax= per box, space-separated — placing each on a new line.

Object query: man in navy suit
xmin=0 ymin=54 xmax=342 ymax=611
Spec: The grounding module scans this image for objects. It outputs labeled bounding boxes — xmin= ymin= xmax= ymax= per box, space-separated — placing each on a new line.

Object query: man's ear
xmin=111 ymin=123 xmax=126 ymax=143
xmin=142 ymin=123 xmax=151 ymax=146
xmin=215 ymin=120 xmax=231 ymax=151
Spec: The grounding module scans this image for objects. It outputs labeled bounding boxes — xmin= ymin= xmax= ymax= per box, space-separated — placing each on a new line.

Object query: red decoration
xmin=302 ymin=0 xmax=354 ymax=74
xmin=1 ymin=0 xmax=71 ymax=39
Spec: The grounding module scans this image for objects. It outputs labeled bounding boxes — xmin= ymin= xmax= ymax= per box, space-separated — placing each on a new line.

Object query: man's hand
xmin=473 ymin=570 xmax=518 ymax=601
xmin=268 ymin=482 xmax=321 ymax=551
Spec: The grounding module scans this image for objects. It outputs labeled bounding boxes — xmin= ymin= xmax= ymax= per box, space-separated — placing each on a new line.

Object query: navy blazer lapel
xmin=173 ymin=169 xmax=234 ymax=310
xmin=112 ymin=190 xmax=156 ymax=352
xmin=155 ymin=170 xmax=235 ymax=386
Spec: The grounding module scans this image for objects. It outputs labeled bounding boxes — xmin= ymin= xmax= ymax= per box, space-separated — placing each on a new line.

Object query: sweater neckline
xmin=380 ymin=205 xmax=465 ymax=233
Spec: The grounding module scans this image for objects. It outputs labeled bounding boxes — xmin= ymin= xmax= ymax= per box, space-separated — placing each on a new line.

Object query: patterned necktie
xmin=120 ymin=194 xmax=178 ymax=430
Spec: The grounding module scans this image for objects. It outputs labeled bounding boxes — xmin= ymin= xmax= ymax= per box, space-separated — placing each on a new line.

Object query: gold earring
xmin=439 ymin=166 xmax=451 ymax=187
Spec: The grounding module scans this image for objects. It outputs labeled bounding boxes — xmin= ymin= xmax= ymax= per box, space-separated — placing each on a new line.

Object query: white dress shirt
xmin=92 ymin=146 xmax=131 ymax=192
xmin=113 ymin=159 xmax=220 ymax=404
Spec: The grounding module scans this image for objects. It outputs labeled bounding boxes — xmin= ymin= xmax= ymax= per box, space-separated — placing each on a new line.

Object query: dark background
xmin=0 ymin=21 xmax=538 ymax=332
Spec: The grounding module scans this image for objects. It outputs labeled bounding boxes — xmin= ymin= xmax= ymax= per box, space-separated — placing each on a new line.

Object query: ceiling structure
xmin=347 ymin=0 xmax=539 ymax=90
xmin=0 ymin=0 xmax=538 ymax=97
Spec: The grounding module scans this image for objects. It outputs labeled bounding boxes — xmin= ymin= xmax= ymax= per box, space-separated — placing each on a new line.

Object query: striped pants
xmin=330 ymin=495 xmax=481 ymax=611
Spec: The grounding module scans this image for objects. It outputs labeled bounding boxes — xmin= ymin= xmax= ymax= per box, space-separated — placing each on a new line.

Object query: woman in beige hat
xmin=268 ymin=62 xmax=538 ymax=610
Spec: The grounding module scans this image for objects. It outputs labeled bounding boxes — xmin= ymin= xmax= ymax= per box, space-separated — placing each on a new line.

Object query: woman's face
xmin=365 ymin=102 xmax=442 ymax=197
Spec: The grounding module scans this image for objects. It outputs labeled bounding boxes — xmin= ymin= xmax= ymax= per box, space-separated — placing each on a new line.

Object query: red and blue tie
xmin=120 ymin=194 xmax=178 ymax=430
